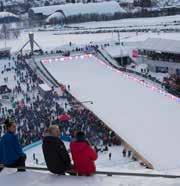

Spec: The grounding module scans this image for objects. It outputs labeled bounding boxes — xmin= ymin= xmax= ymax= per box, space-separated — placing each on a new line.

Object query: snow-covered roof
xmin=30 ymin=2 xmax=126 ymax=17
xmin=0 ymin=11 xmax=18 ymax=19
xmin=104 ymin=45 xmax=130 ymax=57
xmin=119 ymin=0 xmax=134 ymax=3
xmin=46 ymin=12 xmax=65 ymax=23
xmin=137 ymin=38 xmax=180 ymax=54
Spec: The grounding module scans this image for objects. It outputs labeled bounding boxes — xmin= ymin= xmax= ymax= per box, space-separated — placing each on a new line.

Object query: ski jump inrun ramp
xmin=39 ymin=54 xmax=180 ymax=170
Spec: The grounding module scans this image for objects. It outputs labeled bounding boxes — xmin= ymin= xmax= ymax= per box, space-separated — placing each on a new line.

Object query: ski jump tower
xmin=18 ymin=32 xmax=42 ymax=55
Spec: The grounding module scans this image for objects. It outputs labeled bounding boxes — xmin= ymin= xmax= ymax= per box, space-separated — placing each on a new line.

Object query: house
xmin=0 ymin=11 xmax=20 ymax=24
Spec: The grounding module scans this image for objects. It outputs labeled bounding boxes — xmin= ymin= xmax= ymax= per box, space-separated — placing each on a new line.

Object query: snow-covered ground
xmin=69 ymin=14 xmax=180 ymax=29
xmin=1 ymin=29 xmax=180 ymax=53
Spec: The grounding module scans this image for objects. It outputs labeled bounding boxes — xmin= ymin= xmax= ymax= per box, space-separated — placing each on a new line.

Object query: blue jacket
xmin=0 ymin=132 xmax=25 ymax=165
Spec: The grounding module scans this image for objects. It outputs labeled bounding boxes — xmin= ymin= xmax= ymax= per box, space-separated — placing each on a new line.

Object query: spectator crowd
xmin=0 ymin=53 xmax=121 ymax=152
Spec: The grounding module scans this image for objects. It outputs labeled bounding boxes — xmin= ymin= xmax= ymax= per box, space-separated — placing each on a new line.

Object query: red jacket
xmin=70 ymin=141 xmax=97 ymax=175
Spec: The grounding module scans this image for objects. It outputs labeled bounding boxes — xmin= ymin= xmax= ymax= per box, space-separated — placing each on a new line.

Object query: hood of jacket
xmin=71 ymin=140 xmax=89 ymax=153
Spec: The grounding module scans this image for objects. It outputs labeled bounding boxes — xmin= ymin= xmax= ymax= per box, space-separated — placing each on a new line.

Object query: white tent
xmin=138 ymin=38 xmax=180 ymax=54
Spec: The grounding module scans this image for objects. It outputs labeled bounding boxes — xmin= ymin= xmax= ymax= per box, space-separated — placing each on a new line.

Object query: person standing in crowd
xmin=122 ymin=148 xmax=126 ymax=157
xmin=42 ymin=125 xmax=72 ymax=175
xmin=70 ymin=131 xmax=97 ymax=176
xmin=128 ymin=150 xmax=132 ymax=158
xmin=67 ymin=85 xmax=70 ymax=91
xmin=109 ymin=152 xmax=112 ymax=160
xmin=0 ymin=119 xmax=26 ymax=172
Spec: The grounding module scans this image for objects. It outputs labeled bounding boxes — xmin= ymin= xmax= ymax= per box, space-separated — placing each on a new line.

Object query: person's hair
xmin=76 ymin=131 xmax=86 ymax=141
xmin=4 ymin=119 xmax=14 ymax=130
xmin=48 ymin=125 xmax=59 ymax=135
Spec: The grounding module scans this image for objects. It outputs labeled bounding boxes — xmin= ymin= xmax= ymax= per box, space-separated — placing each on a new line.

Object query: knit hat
xmin=76 ymin=131 xmax=86 ymax=141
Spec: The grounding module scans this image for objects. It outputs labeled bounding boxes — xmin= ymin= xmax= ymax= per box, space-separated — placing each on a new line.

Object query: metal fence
xmin=0 ymin=165 xmax=180 ymax=179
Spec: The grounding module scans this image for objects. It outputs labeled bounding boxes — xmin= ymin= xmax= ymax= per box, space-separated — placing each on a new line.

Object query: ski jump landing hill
xmin=36 ymin=53 xmax=180 ymax=171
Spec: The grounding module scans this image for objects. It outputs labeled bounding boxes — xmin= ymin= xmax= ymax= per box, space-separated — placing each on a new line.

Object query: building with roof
xmin=0 ymin=48 xmax=11 ymax=59
xmin=46 ymin=11 xmax=65 ymax=25
xmin=136 ymin=38 xmax=180 ymax=75
xmin=29 ymin=2 xmax=126 ymax=24
xmin=0 ymin=11 xmax=20 ymax=23
xmin=104 ymin=44 xmax=133 ymax=66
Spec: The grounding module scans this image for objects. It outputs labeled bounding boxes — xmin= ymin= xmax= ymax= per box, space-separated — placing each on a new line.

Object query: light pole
xmin=118 ymin=31 xmax=123 ymax=66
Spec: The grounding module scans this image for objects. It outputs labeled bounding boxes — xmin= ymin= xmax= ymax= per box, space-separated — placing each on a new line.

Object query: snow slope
xmin=2 ymin=169 xmax=180 ymax=186
xmin=41 ymin=54 xmax=180 ymax=170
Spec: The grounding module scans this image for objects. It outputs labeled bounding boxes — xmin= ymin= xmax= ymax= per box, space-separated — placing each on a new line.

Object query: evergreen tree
xmin=44 ymin=1 xmax=50 ymax=6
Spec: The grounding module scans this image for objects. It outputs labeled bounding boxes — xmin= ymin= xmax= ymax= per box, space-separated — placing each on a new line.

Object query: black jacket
xmin=42 ymin=136 xmax=71 ymax=174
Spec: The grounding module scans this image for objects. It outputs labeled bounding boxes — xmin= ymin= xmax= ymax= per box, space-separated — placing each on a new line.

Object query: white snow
xmin=30 ymin=2 xmax=126 ymax=17
xmin=46 ymin=12 xmax=65 ymax=23
xmin=2 ymin=30 xmax=180 ymax=54
xmin=69 ymin=14 xmax=180 ymax=28
xmin=104 ymin=45 xmax=131 ymax=58
xmin=0 ymin=31 xmax=118 ymax=52
xmin=39 ymin=83 xmax=51 ymax=91
xmin=25 ymin=142 xmax=143 ymax=171
xmin=40 ymin=54 xmax=180 ymax=170
xmin=0 ymin=11 xmax=18 ymax=19
xmin=2 ymin=169 xmax=180 ymax=186
xmin=137 ymin=38 xmax=180 ymax=54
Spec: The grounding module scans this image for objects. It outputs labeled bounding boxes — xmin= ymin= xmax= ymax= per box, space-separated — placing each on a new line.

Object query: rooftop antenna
xmin=17 ymin=32 xmax=42 ymax=55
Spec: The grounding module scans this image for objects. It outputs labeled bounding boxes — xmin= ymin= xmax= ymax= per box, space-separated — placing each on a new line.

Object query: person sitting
xmin=0 ymin=119 xmax=26 ymax=172
xmin=70 ymin=131 xmax=97 ymax=176
xmin=42 ymin=125 xmax=71 ymax=175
